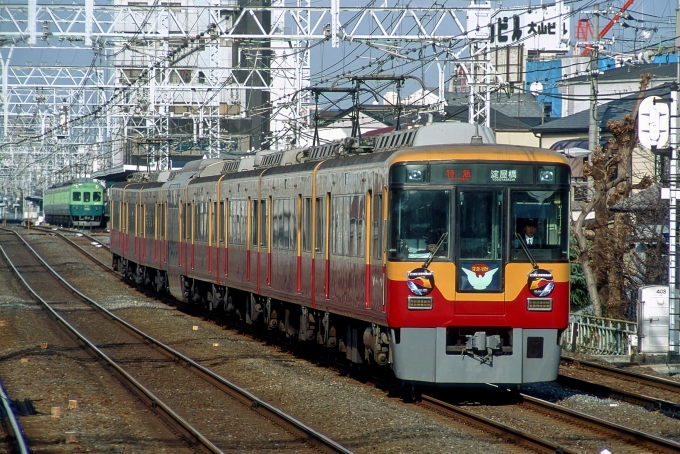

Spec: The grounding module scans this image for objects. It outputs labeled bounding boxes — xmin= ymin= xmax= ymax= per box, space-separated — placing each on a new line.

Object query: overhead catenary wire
xmin=1 ymin=0 xmax=677 ymax=191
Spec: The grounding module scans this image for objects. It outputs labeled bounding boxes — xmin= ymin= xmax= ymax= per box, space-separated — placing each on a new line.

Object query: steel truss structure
xmin=1 ymin=0 xmax=498 ymax=202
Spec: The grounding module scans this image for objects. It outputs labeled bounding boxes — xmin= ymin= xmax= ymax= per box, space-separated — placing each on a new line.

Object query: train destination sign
xmin=391 ymin=163 xmax=569 ymax=185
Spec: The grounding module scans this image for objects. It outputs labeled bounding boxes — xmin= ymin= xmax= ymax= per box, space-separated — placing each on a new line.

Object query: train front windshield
xmin=388 ymin=161 xmax=570 ymax=289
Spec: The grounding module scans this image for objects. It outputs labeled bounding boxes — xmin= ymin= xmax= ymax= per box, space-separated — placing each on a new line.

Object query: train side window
xmin=372 ymin=194 xmax=382 ymax=260
xmin=187 ymin=202 xmax=193 ymax=242
xmin=332 ymin=194 xmax=365 ymax=257
xmin=195 ymin=202 xmax=204 ymax=242
xmin=73 ymin=192 xmax=81 ymax=202
xmin=128 ymin=202 xmax=135 ymax=235
xmin=273 ymin=198 xmax=296 ymax=250
xmin=260 ymin=199 xmax=268 ymax=248
xmin=84 ymin=192 xmax=90 ymax=202
xmin=93 ymin=192 xmax=101 ymax=202
xmin=146 ymin=203 xmax=154 ymax=236
xmin=302 ymin=197 xmax=312 ymax=252
xmin=315 ymin=196 xmax=325 ymax=253
xmin=219 ymin=200 xmax=226 ymax=245
xmin=251 ymin=199 xmax=258 ymax=246
xmin=211 ymin=201 xmax=217 ymax=245
xmin=228 ymin=199 xmax=246 ymax=245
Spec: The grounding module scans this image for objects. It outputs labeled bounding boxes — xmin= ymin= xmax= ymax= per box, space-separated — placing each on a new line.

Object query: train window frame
xmin=73 ymin=192 xmax=81 ymax=202
xmin=84 ymin=192 xmax=90 ymax=203
xmin=93 ymin=192 xmax=101 ymax=202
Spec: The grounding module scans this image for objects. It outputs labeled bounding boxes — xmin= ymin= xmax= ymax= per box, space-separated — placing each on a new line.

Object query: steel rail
xmin=562 ymin=355 xmax=680 ymax=393
xmin=519 ymin=393 xmax=680 ymax=453
xmin=0 ymin=231 xmax=222 ymax=454
xmin=0 ymin=378 xmax=30 ymax=454
xmin=3 ymin=228 xmax=354 ymax=454
xmin=418 ymin=394 xmax=577 ymax=454
xmin=556 ymin=374 xmax=680 ymax=419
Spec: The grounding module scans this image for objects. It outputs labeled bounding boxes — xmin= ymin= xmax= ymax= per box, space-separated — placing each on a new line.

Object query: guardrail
xmin=562 ymin=314 xmax=637 ymax=355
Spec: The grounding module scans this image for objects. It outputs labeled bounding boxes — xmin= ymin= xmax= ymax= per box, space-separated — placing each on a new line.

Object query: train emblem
xmin=527 ymin=269 xmax=555 ymax=297
xmin=461 ymin=263 xmax=499 ymax=290
xmin=407 ymin=268 xmax=435 ymax=296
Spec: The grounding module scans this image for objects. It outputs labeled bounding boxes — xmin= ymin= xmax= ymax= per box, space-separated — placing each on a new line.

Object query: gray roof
xmin=562 ymin=63 xmax=677 ymax=84
xmin=609 ymin=184 xmax=668 ymax=213
xmin=446 ymin=91 xmax=543 ymax=119
xmin=531 ymin=83 xmax=674 ymax=134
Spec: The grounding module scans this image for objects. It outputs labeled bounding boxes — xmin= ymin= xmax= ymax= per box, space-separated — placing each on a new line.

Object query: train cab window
xmin=93 ymin=192 xmax=101 ymax=202
xmin=388 ymin=189 xmax=450 ymax=260
xmin=84 ymin=192 xmax=90 ymax=202
xmin=510 ymin=190 xmax=569 ymax=261
xmin=458 ymin=190 xmax=503 ymax=291
xmin=73 ymin=192 xmax=81 ymax=202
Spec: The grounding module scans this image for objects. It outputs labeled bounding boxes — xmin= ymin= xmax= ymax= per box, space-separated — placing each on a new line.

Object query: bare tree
xmin=572 ymin=74 xmax=652 ymax=317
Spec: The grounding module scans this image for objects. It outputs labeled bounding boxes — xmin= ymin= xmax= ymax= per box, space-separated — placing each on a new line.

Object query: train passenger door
xmin=311 ymin=194 xmax=329 ymax=303
xmin=167 ymin=186 xmax=180 ymax=268
xmin=261 ymin=197 xmax=269 ymax=290
xmin=370 ymin=191 xmax=385 ymax=311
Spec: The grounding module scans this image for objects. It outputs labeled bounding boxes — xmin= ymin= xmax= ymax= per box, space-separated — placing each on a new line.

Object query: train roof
xmin=122 ymin=121 xmax=565 ymax=185
xmin=45 ymin=178 xmax=104 ymax=191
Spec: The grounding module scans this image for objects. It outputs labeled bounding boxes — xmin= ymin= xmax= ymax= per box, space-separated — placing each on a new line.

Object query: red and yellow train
xmin=110 ymin=122 xmax=571 ymax=385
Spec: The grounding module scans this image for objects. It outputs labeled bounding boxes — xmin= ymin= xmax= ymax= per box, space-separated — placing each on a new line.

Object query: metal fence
xmin=562 ymin=314 xmax=638 ymax=355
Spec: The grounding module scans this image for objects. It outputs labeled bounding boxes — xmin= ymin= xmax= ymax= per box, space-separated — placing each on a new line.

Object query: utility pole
xmin=588 ymin=4 xmax=600 ymax=155
xmin=668 ymin=0 xmax=680 ymax=358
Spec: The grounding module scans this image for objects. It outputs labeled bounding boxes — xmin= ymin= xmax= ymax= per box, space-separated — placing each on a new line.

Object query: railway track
xmin=0 ymin=377 xmax=29 ymax=454
xmin=0 ymin=228 xmax=352 ymax=454
xmin=18 ymin=225 xmax=680 ymax=452
xmin=559 ymin=356 xmax=680 ymax=418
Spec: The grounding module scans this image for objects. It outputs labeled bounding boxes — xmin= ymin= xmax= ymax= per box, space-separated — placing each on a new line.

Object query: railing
xmin=562 ymin=314 xmax=638 ymax=355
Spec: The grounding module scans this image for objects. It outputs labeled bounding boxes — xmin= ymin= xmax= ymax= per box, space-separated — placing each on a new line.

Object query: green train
xmin=43 ymin=178 xmax=105 ymax=228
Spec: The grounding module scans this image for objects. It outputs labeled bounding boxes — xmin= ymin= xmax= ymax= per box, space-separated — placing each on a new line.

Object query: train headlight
xmin=538 ymin=166 xmax=555 ymax=183
xmin=527 ymin=298 xmax=552 ymax=311
xmin=406 ymin=165 xmax=427 ymax=182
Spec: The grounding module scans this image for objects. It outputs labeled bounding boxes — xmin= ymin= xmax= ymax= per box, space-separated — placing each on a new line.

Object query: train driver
xmin=522 ymin=218 xmax=542 ymax=247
